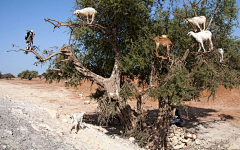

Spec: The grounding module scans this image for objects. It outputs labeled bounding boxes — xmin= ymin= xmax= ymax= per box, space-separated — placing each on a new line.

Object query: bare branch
xmin=206 ymin=5 xmax=219 ymax=30
xmin=44 ymin=18 xmax=109 ymax=34
xmin=173 ymin=0 xmax=188 ymax=19
xmin=173 ymin=11 xmax=187 ymax=19
xmin=195 ymin=0 xmax=203 ymax=7
xmin=174 ymin=1 xmax=195 ymax=30
xmin=181 ymin=41 xmax=196 ymax=62
xmin=8 ymin=44 xmax=44 ymax=61
xmin=126 ymin=79 xmax=155 ymax=96
xmin=8 ymin=44 xmax=61 ymax=64
xmin=59 ymin=46 xmax=105 ymax=86
xmin=188 ymin=0 xmax=197 ymax=16
xmin=44 ymin=19 xmax=79 ymax=31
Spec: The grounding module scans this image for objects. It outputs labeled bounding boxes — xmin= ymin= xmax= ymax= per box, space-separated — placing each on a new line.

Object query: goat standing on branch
xmin=217 ymin=48 xmax=224 ymax=62
xmin=25 ymin=30 xmax=35 ymax=51
xmin=185 ymin=16 xmax=206 ymax=31
xmin=73 ymin=7 xmax=97 ymax=24
xmin=150 ymin=36 xmax=174 ymax=59
xmin=187 ymin=30 xmax=213 ymax=52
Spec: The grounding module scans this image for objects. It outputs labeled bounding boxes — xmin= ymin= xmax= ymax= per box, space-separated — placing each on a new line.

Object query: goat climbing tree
xmin=8 ymin=0 xmax=240 ymax=149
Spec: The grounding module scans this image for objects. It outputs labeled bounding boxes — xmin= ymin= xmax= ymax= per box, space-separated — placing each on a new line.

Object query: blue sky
xmin=0 ymin=0 xmax=74 ymax=76
xmin=0 ymin=0 xmax=240 ymax=76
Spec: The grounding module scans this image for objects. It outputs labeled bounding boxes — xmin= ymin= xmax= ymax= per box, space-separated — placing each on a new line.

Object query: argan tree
xmin=8 ymin=0 xmax=240 ymax=148
xmin=18 ymin=70 xmax=38 ymax=80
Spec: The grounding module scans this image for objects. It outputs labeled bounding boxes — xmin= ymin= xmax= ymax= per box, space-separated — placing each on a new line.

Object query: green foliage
xmin=45 ymin=0 xmax=240 ymax=147
xmin=19 ymin=70 xmax=38 ymax=80
xmin=97 ymin=95 xmax=119 ymax=126
xmin=2 ymin=73 xmax=15 ymax=79
xmin=72 ymin=0 xmax=155 ymax=77
xmin=44 ymin=53 xmax=85 ymax=87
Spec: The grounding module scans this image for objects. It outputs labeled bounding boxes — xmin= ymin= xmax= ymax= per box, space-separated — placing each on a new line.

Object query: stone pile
xmin=166 ymin=124 xmax=201 ymax=149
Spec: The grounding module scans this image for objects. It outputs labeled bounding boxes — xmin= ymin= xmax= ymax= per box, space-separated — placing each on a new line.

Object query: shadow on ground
xmin=82 ymin=105 xmax=235 ymax=136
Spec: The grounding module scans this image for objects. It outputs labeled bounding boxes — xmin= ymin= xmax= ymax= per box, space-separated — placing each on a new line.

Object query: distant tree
xmin=41 ymin=72 xmax=47 ymax=78
xmin=3 ymin=73 xmax=15 ymax=80
xmin=38 ymin=74 xmax=42 ymax=79
xmin=0 ymin=71 xmax=2 ymax=79
xmin=8 ymin=0 xmax=240 ymax=149
xmin=17 ymin=72 xmax=22 ymax=77
xmin=19 ymin=70 xmax=38 ymax=80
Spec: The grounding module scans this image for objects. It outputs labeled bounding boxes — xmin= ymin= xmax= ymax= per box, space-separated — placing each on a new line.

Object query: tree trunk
xmin=148 ymin=98 xmax=175 ymax=149
xmin=116 ymin=102 xmax=138 ymax=134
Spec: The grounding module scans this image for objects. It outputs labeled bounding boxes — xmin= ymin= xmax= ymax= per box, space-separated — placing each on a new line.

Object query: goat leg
xmin=166 ymin=45 xmax=170 ymax=58
xmin=90 ymin=14 xmax=95 ymax=24
xmin=87 ymin=15 xmax=89 ymax=24
xmin=155 ymin=44 xmax=160 ymax=57
xmin=197 ymin=24 xmax=202 ymax=31
xmin=198 ymin=43 xmax=202 ymax=52
xmin=201 ymin=42 xmax=206 ymax=52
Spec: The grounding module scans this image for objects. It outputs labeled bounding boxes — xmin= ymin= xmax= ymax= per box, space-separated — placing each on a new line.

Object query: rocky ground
xmin=0 ymin=78 xmax=240 ymax=149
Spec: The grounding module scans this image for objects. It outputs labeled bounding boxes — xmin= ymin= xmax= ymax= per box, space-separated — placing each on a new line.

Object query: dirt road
xmin=0 ymin=79 xmax=142 ymax=150
xmin=0 ymin=78 xmax=240 ymax=149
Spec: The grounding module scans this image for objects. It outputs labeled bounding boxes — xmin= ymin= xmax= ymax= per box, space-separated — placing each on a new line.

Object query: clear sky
xmin=0 ymin=0 xmax=240 ymax=76
xmin=0 ymin=0 xmax=74 ymax=76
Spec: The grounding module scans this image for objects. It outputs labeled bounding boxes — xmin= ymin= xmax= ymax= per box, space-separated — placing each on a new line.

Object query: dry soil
xmin=0 ymin=78 xmax=240 ymax=149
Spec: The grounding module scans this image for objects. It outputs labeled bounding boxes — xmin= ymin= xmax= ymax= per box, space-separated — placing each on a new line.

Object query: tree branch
xmin=181 ymin=41 xmax=196 ymax=62
xmin=8 ymin=44 xmax=62 ymax=64
xmin=206 ymin=5 xmax=219 ymax=30
xmin=59 ymin=46 xmax=105 ymax=86
xmin=44 ymin=18 xmax=109 ymax=34
xmin=188 ymin=0 xmax=203 ymax=16
xmin=173 ymin=1 xmax=195 ymax=30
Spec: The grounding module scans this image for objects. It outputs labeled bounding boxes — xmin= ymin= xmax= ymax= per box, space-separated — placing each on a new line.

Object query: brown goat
xmin=150 ymin=36 xmax=174 ymax=58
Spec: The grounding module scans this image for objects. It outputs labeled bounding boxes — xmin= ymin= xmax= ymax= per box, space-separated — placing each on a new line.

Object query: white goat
xmin=69 ymin=112 xmax=85 ymax=134
xmin=73 ymin=7 xmax=97 ymax=24
xmin=185 ymin=16 xmax=206 ymax=31
xmin=217 ymin=48 xmax=224 ymax=62
xmin=25 ymin=30 xmax=35 ymax=50
xmin=187 ymin=30 xmax=213 ymax=52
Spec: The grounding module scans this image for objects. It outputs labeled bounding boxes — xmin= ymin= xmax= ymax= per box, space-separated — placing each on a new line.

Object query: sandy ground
xmin=0 ymin=78 xmax=240 ymax=149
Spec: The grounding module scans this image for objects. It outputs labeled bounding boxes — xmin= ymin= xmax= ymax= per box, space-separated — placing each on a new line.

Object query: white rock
xmin=195 ymin=139 xmax=201 ymax=145
xmin=62 ymin=119 xmax=68 ymax=123
xmin=175 ymin=133 xmax=180 ymax=138
xmin=84 ymin=100 xmax=90 ymax=104
xmin=181 ymin=138 xmax=189 ymax=143
xmin=173 ymin=143 xmax=185 ymax=149
xmin=169 ymin=133 xmax=174 ymax=138
xmin=166 ymin=137 xmax=171 ymax=142
xmin=129 ymin=137 xmax=135 ymax=143
xmin=186 ymin=140 xmax=193 ymax=146
xmin=184 ymin=133 xmax=193 ymax=139
xmin=167 ymin=141 xmax=173 ymax=147
xmin=171 ymin=136 xmax=178 ymax=145
xmin=193 ymin=134 xmax=197 ymax=139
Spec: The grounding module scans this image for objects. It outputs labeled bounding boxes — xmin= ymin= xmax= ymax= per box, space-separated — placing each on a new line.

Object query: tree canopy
xmin=18 ymin=70 xmax=38 ymax=80
xmin=9 ymin=0 xmax=240 ymax=148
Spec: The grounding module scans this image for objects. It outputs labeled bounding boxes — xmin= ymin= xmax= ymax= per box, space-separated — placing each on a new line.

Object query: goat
xmin=73 ymin=7 xmax=97 ymax=24
xmin=25 ymin=30 xmax=35 ymax=50
xmin=69 ymin=112 xmax=85 ymax=134
xmin=187 ymin=30 xmax=213 ymax=52
xmin=161 ymin=35 xmax=168 ymax=38
xmin=217 ymin=48 xmax=224 ymax=62
xmin=185 ymin=16 xmax=206 ymax=31
xmin=150 ymin=36 xmax=174 ymax=58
